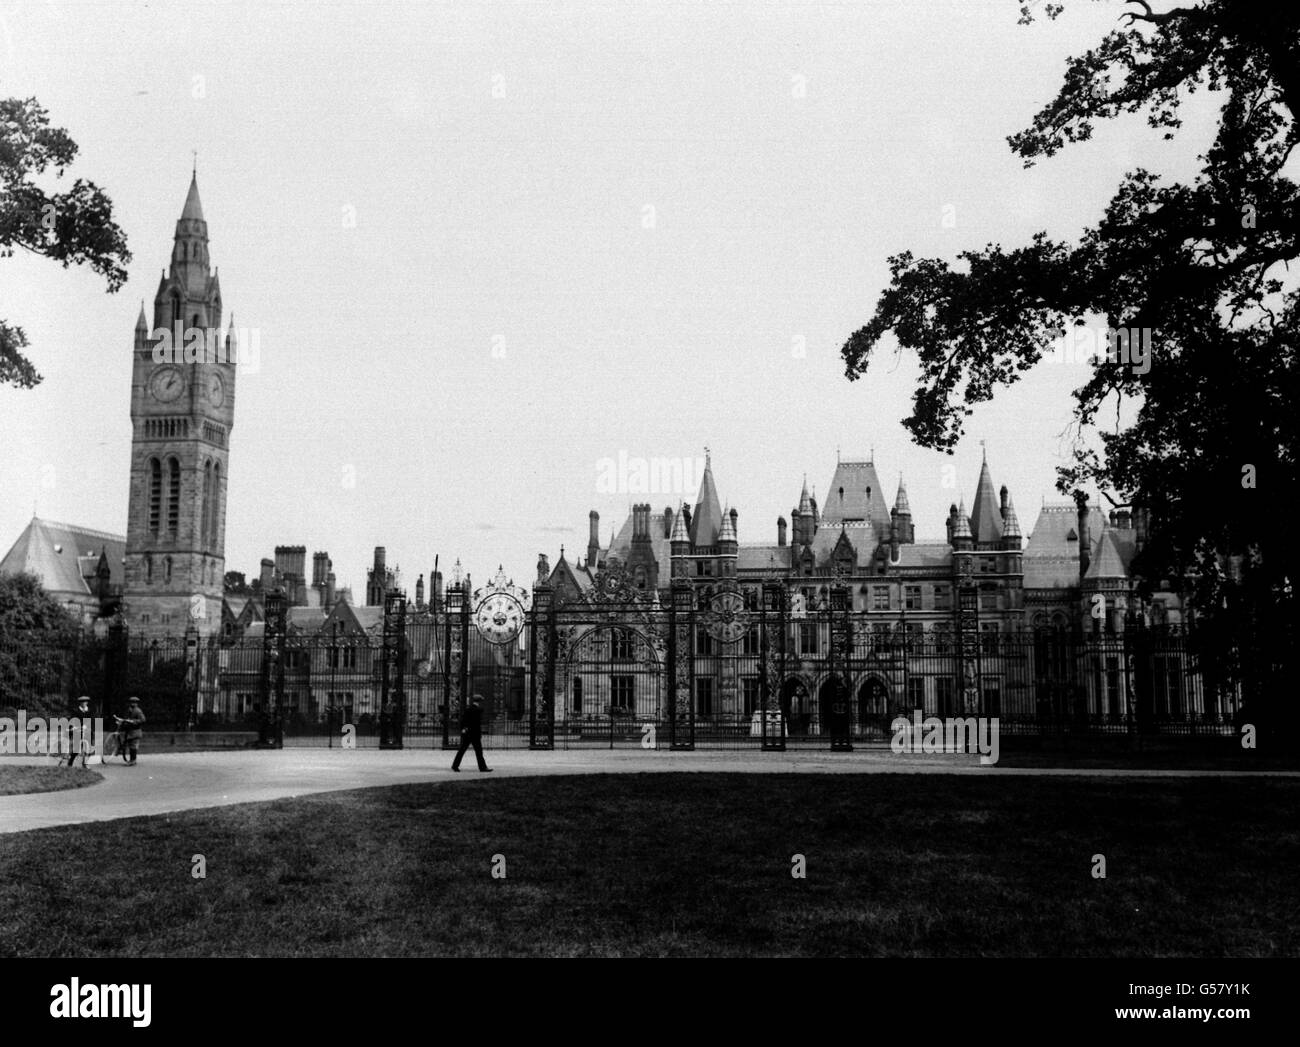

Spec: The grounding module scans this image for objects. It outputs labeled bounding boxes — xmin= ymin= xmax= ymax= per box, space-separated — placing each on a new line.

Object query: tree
xmin=1 ymin=97 xmax=132 ymax=388
xmin=0 ymin=571 xmax=84 ymax=716
xmin=841 ymin=1 xmax=1297 ymax=743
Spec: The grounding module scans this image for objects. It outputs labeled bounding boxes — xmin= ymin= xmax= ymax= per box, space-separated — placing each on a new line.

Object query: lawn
xmin=0 ymin=765 xmax=102 ymax=796
xmin=0 ymin=773 xmax=1296 ymax=957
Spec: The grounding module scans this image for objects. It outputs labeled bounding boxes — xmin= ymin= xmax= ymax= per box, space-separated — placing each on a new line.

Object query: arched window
xmin=148 ymin=457 xmax=162 ymax=534
xmin=164 ymin=556 xmax=173 ymax=583
xmin=167 ymin=457 xmax=181 ymax=536
xmin=202 ymin=460 xmax=213 ymax=545
xmin=172 ymin=294 xmax=182 ymax=326
xmin=144 ymin=554 xmax=153 ymax=584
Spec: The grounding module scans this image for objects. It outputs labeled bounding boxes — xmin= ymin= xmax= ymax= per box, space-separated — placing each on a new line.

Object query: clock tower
xmin=122 ymin=173 xmax=237 ymax=635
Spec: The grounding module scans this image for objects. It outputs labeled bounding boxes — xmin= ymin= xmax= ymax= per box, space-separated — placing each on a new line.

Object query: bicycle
xmin=100 ymin=718 xmax=131 ymax=763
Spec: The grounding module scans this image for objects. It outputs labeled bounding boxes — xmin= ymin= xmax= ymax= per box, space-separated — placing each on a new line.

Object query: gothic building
xmin=550 ymin=450 xmax=1182 ymax=635
xmin=122 ymin=174 xmax=238 ymax=636
xmin=537 ymin=450 xmax=1191 ymax=727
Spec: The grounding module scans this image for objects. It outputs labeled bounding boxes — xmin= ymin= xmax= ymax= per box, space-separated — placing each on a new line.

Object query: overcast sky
xmin=1 ymin=0 xmax=1219 ymax=595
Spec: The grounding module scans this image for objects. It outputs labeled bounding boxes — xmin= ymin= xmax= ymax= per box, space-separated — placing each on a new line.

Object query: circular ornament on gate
xmin=472 ymin=565 xmax=529 ymax=646
xmin=705 ymin=590 xmax=748 ymax=643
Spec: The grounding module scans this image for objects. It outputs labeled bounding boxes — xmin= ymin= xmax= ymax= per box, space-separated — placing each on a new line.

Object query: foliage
xmin=0 ymin=572 xmax=85 ymax=716
xmin=841 ymin=1 xmax=1298 ymax=730
xmin=1 ymin=97 xmax=132 ymax=388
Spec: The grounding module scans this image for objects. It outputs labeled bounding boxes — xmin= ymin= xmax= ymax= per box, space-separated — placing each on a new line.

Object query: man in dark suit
xmin=451 ymin=694 xmax=492 ymax=772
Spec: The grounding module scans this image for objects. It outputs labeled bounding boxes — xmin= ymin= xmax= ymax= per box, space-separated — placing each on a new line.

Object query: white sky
xmin=0 ymin=0 xmax=1219 ymax=595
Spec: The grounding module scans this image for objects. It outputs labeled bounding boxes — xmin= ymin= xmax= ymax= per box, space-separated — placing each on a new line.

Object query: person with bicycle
xmin=115 ymin=697 xmax=146 ymax=766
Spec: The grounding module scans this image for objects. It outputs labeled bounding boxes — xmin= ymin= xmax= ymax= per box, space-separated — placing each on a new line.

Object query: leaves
xmin=840 ymin=1 xmax=1300 ymax=724
xmin=0 ymin=97 xmax=132 ymax=389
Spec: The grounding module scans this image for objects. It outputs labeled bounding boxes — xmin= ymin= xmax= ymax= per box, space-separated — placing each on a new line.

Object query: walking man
xmin=451 ymin=694 xmax=492 ymax=772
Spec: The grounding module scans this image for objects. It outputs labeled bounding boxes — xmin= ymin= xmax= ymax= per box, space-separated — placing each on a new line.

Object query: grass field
xmin=1 ymin=772 xmax=1296 ymax=957
xmin=0 ymin=765 xmax=102 ymax=796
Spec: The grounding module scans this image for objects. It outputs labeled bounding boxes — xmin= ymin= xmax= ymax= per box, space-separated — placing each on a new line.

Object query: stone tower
xmin=122 ymin=174 xmax=236 ymax=635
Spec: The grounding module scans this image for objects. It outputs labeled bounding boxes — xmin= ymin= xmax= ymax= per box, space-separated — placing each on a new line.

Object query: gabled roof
xmin=0 ymin=517 xmax=125 ymax=598
xmin=546 ymin=553 xmax=593 ymax=601
xmin=807 ymin=520 xmax=878 ymax=566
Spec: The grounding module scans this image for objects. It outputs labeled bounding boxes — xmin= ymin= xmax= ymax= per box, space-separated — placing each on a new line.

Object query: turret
xmin=1000 ymin=494 xmax=1022 ymax=550
xmin=719 ymin=507 xmax=737 ymax=547
xmin=670 ymin=502 xmax=691 ymax=579
xmin=415 ymin=573 xmax=425 ymax=609
xmin=893 ymin=478 xmax=913 ymax=544
xmin=134 ymin=301 xmax=148 ymax=351
xmin=952 ymin=499 xmax=973 ymax=551
xmin=777 ymin=515 xmax=787 ymax=547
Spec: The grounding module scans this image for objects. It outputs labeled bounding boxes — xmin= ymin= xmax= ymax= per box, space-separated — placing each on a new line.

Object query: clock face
xmin=706 ymin=591 xmax=749 ymax=643
xmin=149 ymin=366 xmax=185 ymax=403
xmin=474 ymin=592 xmax=524 ymax=645
xmin=206 ymin=373 xmax=225 ymax=407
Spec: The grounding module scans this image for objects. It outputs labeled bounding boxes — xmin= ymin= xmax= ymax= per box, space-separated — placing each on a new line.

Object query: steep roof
xmin=1085 ymin=529 xmax=1129 ymax=580
xmin=820 ymin=460 xmax=892 ymax=531
xmin=894 ymin=479 xmax=911 ymax=514
xmin=181 ymin=173 xmax=205 ymax=223
xmin=968 ymin=457 xmax=1004 ymax=544
xmin=1024 ymin=503 xmax=1138 ymax=588
xmin=690 ymin=457 xmax=724 ymax=546
xmin=0 ymin=517 xmax=125 ymax=597
xmin=1023 ymin=503 xmax=1086 ymax=588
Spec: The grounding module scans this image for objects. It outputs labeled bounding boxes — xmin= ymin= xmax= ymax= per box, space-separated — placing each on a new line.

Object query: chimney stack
xmin=1074 ymin=491 xmax=1091 ymax=579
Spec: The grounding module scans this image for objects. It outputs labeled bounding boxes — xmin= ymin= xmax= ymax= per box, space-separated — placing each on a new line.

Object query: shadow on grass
xmin=0 ymin=765 xmax=102 ymax=796
xmin=1 ymin=773 xmax=1296 ymax=957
